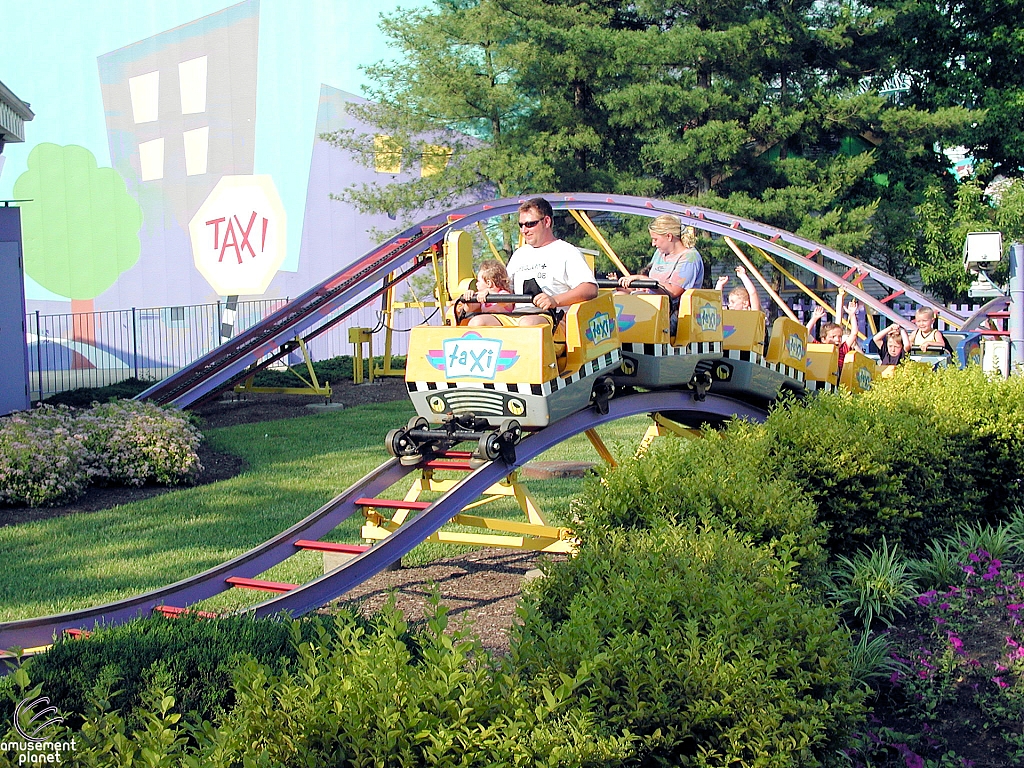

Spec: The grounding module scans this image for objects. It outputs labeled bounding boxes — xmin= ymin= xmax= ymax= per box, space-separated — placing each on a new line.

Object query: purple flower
xmin=992 ymin=676 xmax=1010 ymax=688
xmin=895 ymin=743 xmax=925 ymax=768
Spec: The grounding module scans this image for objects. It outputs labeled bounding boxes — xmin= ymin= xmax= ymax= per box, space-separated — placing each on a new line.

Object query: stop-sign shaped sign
xmin=189 ymin=175 xmax=287 ymax=295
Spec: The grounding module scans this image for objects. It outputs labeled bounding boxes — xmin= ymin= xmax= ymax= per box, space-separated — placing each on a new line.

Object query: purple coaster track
xmin=0 ymin=390 xmax=764 ymax=653
xmin=137 ymin=194 xmax=957 ymax=410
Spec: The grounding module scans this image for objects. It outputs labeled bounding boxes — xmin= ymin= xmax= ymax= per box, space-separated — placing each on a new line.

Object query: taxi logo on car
xmin=695 ymin=302 xmax=721 ymax=333
xmin=426 ymin=332 xmax=520 ymax=379
xmin=585 ymin=311 xmax=615 ymax=344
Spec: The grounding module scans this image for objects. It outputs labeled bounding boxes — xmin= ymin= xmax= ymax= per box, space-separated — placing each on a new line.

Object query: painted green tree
xmin=14 ymin=143 xmax=142 ymax=304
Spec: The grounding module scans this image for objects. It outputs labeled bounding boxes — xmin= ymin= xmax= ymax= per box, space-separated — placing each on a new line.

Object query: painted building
xmin=1 ymin=0 xmax=455 ymax=383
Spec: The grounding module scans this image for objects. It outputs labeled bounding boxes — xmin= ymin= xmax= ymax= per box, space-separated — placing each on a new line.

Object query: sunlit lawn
xmin=0 ymin=399 xmax=652 ymax=622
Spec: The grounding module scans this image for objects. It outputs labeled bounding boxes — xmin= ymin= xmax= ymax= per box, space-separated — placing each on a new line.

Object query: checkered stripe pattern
xmin=764 ymin=361 xmax=806 ymax=383
xmin=408 ymin=349 xmax=622 ymax=397
xmin=805 ymin=380 xmax=837 ymax=392
xmin=622 ymin=341 xmax=722 ymax=356
xmin=725 ymin=349 xmax=764 ymax=364
xmin=725 ymin=349 xmax=806 ymax=384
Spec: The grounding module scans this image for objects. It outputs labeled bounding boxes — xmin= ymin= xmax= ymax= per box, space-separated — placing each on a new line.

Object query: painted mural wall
xmin=1 ymin=0 xmax=442 ymax=377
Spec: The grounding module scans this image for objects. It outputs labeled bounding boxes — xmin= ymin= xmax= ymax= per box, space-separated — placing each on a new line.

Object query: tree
xmin=322 ymin=0 xmax=546 ymax=250
xmin=909 ymin=176 xmax=1024 ymax=302
xmin=335 ymin=0 xmax=980 ymax=293
xmin=882 ymin=0 xmax=1024 ymax=177
xmin=14 ymin=143 xmax=142 ymax=306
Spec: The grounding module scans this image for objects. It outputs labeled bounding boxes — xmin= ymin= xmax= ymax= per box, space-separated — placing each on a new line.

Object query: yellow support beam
xmin=585 ymin=428 xmax=618 ymax=468
xmin=638 ymin=413 xmax=703 ymax=454
xmin=349 ymin=327 xmax=374 ymax=384
xmin=360 ymin=465 xmax=566 ymax=554
xmin=724 ymin=237 xmax=799 ymax=322
xmin=568 ymin=209 xmax=631 ymax=276
xmin=477 ymin=220 xmax=506 ymax=264
xmin=233 ymin=336 xmax=332 ymax=399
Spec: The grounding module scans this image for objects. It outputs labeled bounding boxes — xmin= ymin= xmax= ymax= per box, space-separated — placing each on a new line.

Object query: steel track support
xmin=362 ymin=467 xmax=563 ymax=551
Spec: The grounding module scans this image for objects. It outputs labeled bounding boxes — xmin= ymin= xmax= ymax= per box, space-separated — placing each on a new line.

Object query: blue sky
xmin=0 ymin=0 xmax=413 ymax=298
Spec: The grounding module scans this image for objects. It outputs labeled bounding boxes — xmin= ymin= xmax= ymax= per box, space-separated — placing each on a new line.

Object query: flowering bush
xmin=0 ymin=401 xmax=203 ymax=507
xmin=78 ymin=400 xmax=203 ymax=487
xmin=0 ymin=405 xmax=89 ymax=507
xmin=848 ymin=548 xmax=1024 ymax=766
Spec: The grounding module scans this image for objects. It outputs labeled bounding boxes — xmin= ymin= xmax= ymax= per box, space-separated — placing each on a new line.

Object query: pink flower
xmin=947 ymin=632 xmax=964 ymax=654
xmin=992 ymin=676 xmax=1010 ymax=688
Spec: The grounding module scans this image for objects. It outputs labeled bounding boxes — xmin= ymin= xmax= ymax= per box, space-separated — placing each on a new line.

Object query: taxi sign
xmin=189 ymin=175 xmax=287 ymax=295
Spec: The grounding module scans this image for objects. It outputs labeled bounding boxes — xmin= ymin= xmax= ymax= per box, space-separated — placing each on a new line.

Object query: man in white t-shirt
xmin=469 ymin=198 xmax=597 ymax=328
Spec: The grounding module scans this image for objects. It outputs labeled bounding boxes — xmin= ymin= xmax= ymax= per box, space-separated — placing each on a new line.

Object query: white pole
xmin=1010 ymin=243 xmax=1024 ymax=372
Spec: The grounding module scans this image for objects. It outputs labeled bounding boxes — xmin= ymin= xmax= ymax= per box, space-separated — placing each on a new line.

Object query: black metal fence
xmin=23 ymin=294 xmax=431 ymax=400
xmin=24 ymin=294 xmax=986 ymax=401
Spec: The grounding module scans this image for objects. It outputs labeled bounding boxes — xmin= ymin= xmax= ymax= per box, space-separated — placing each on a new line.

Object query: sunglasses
xmin=519 ymin=218 xmax=544 ymax=229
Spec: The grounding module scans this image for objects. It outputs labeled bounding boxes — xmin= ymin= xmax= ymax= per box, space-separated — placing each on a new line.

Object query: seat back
xmin=611 ymin=293 xmax=672 ymax=345
xmin=675 ymin=289 xmax=724 ymax=346
xmin=804 ymin=342 xmax=839 ymax=386
xmin=722 ymin=309 xmax=766 ymax=354
xmin=563 ymin=293 xmax=621 ymax=375
xmin=766 ymin=317 xmax=809 ymax=370
xmin=840 ymin=349 xmax=878 ymax=392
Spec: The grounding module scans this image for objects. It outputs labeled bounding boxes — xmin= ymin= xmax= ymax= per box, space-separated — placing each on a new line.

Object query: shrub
xmin=1 ymin=400 xmax=204 ymax=507
xmin=0 ymin=405 xmax=89 ymax=506
xmin=42 ymin=377 xmax=151 ymax=408
xmin=572 ymin=421 xmax=826 ymax=576
xmin=186 ymin=603 xmax=630 ymax=766
xmin=0 ymin=612 xmax=360 ymax=734
xmin=4 ymin=605 xmax=634 ymax=766
xmin=762 ymin=365 xmax=1024 ymax=556
xmin=512 ymin=526 xmax=865 ymax=767
xmin=77 ymin=400 xmax=202 ymax=486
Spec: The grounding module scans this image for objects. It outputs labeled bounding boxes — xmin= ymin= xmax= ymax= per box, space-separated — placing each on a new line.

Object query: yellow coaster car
xmin=405 ymin=293 xmax=622 ymax=429
xmin=611 ymin=289 xmax=724 ymax=395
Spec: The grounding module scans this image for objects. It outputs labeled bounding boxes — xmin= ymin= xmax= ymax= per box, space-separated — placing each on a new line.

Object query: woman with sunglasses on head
xmin=470 ymin=197 xmax=597 ymax=328
xmin=618 ymin=214 xmax=704 ymax=304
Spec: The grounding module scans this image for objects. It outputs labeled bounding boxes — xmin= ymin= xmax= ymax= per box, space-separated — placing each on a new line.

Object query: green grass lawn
xmin=0 ymin=401 xmax=652 ymax=622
